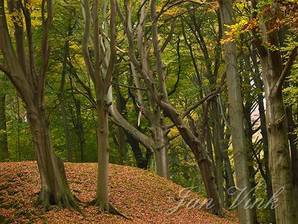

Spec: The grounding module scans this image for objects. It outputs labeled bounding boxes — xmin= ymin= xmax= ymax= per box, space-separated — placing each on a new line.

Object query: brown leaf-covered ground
xmin=0 ymin=162 xmax=238 ymax=223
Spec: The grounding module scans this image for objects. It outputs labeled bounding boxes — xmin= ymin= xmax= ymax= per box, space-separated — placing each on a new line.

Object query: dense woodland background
xmin=0 ymin=0 xmax=297 ymax=223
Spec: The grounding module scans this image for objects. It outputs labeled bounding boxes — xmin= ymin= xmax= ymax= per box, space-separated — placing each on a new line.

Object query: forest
xmin=0 ymin=0 xmax=297 ymax=223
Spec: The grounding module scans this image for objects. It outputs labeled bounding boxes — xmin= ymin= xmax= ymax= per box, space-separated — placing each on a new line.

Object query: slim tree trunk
xmin=59 ymin=73 xmax=73 ymax=162
xmin=114 ymin=80 xmax=127 ymax=164
xmin=59 ymin=39 xmax=73 ymax=162
xmin=210 ymin=100 xmax=224 ymax=203
xmin=286 ymin=107 xmax=298 ymax=188
xmin=0 ymin=92 xmax=8 ymax=161
xmin=219 ymin=0 xmax=254 ymax=222
xmin=251 ymin=45 xmax=276 ymax=223
xmin=259 ymin=94 xmax=276 ymax=224
xmin=74 ymin=99 xmax=85 ymax=162
xmin=126 ymin=132 xmax=150 ymax=169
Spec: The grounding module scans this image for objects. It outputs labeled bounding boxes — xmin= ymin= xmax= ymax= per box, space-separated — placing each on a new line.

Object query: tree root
xmin=34 ymin=190 xmax=82 ymax=213
xmin=108 ymin=203 xmax=130 ymax=220
xmin=89 ymin=199 xmax=130 ymax=220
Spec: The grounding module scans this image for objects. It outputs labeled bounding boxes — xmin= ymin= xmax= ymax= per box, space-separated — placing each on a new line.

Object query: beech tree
xmin=81 ymin=0 xmax=117 ymax=211
xmin=118 ymin=0 xmax=224 ymax=215
xmin=219 ymin=0 xmax=254 ymax=223
xmin=254 ymin=0 xmax=298 ymax=223
xmin=0 ymin=0 xmax=78 ymax=209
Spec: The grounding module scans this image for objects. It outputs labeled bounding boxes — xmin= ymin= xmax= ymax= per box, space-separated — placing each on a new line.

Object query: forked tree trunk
xmin=0 ymin=0 xmax=78 ymax=209
xmin=257 ymin=2 xmax=298 ymax=222
xmin=27 ymin=105 xmax=77 ymax=209
xmin=260 ymin=53 xmax=297 ymax=224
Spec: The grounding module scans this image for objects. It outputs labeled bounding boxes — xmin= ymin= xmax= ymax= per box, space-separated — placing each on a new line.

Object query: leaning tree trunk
xmin=27 ymin=104 xmax=78 ymax=209
xmin=0 ymin=92 xmax=8 ymax=161
xmin=160 ymin=101 xmax=223 ymax=216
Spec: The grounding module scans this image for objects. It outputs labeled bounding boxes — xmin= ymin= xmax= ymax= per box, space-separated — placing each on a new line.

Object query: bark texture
xmin=257 ymin=2 xmax=298 ymax=223
xmin=219 ymin=0 xmax=254 ymax=223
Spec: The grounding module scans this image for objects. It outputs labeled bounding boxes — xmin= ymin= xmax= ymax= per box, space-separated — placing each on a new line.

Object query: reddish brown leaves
xmin=0 ymin=162 xmax=238 ymax=223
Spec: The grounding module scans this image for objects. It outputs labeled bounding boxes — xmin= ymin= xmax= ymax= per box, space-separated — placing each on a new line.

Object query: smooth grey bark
xmin=219 ymin=0 xmax=254 ymax=223
xmin=116 ymin=0 xmax=169 ymax=178
xmin=81 ymin=0 xmax=117 ymax=211
xmin=118 ymin=0 xmax=223 ymax=214
xmin=260 ymin=53 xmax=296 ymax=224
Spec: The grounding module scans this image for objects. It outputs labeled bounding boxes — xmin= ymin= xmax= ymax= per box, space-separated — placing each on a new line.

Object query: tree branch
xmin=272 ymin=46 xmax=298 ymax=95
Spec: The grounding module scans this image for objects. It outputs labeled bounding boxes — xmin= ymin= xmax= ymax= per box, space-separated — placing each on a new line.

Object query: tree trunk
xmin=160 ymin=101 xmax=223 ymax=216
xmin=219 ymin=0 xmax=254 ymax=222
xmin=153 ymin=116 xmax=169 ymax=178
xmin=244 ymin=103 xmax=258 ymax=224
xmin=257 ymin=2 xmax=297 ymax=221
xmin=27 ymin=105 xmax=77 ymax=209
xmin=0 ymin=93 xmax=8 ymax=161
xmin=74 ymin=99 xmax=85 ymax=162
xmin=210 ymin=100 xmax=224 ymax=203
xmin=59 ymin=73 xmax=73 ymax=162
xmin=257 ymin=88 xmax=276 ymax=224
xmin=155 ymin=147 xmax=168 ymax=178
xmin=95 ymin=91 xmax=109 ymax=211
xmin=260 ymin=52 xmax=297 ymax=224
xmin=126 ymin=132 xmax=149 ymax=169
xmin=193 ymin=146 xmax=223 ymax=216
xmin=0 ymin=0 xmax=78 ymax=210
xmin=251 ymin=45 xmax=276 ymax=223
xmin=59 ymin=39 xmax=73 ymax=162
xmin=286 ymin=107 xmax=298 ymax=188
xmin=286 ymin=106 xmax=298 ymax=222
xmin=114 ymin=83 xmax=127 ymax=164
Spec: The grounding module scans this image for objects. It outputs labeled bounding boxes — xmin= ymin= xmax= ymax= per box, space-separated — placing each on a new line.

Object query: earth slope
xmin=0 ymin=162 xmax=237 ymax=223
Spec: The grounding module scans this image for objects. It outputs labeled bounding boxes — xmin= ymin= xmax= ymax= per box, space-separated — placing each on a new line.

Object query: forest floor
xmin=0 ymin=162 xmax=238 ymax=223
